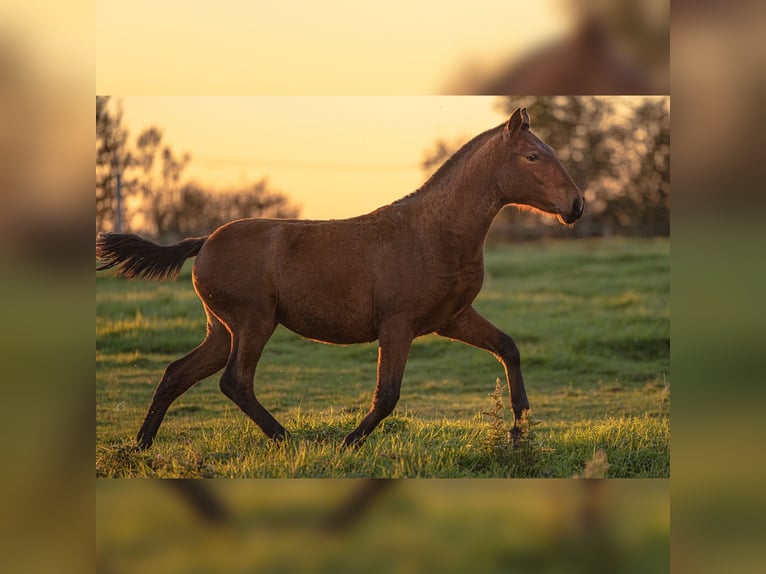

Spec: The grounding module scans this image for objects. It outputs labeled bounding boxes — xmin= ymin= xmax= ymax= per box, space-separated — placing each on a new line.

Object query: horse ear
xmin=504 ymin=107 xmax=530 ymax=136
xmin=520 ymin=108 xmax=530 ymax=130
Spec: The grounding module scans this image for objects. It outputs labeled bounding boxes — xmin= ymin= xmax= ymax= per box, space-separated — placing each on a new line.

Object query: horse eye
xmin=526 ymin=153 xmax=539 ymax=162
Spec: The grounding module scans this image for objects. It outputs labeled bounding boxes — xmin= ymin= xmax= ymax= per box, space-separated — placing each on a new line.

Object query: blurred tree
xmin=162 ymin=180 xmax=299 ymax=239
xmin=134 ymin=131 xmax=191 ymax=240
xmin=96 ymin=98 xmax=300 ymax=241
xmin=449 ymin=0 xmax=668 ymax=95
xmin=96 ymin=96 xmax=132 ymax=233
xmin=624 ymin=97 xmax=670 ymax=235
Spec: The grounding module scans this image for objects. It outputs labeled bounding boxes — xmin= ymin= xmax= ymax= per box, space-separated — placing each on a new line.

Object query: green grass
xmin=96 ymin=237 xmax=669 ymax=477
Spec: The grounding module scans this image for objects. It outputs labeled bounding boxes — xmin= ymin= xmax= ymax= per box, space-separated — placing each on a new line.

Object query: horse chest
xmin=445 ymin=268 xmax=483 ymax=306
xmin=415 ymin=264 xmax=484 ymax=333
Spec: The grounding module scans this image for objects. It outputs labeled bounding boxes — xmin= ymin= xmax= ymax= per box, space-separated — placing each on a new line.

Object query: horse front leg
xmin=343 ymin=319 xmax=413 ymax=447
xmin=437 ymin=305 xmax=530 ymax=428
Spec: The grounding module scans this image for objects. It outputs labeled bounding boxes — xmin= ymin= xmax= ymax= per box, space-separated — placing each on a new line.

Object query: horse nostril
xmin=573 ymin=196 xmax=584 ymax=218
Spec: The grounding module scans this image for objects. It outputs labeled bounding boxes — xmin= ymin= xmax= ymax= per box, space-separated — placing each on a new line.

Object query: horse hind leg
xmin=218 ymin=318 xmax=287 ymax=441
xmin=137 ymin=316 xmax=230 ymax=449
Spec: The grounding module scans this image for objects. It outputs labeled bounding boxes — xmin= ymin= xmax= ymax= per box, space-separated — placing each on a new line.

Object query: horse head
xmin=496 ymin=107 xmax=585 ymax=225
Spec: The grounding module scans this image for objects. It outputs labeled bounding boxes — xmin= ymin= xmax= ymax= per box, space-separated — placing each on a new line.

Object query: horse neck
xmin=407 ymin=136 xmax=504 ymax=253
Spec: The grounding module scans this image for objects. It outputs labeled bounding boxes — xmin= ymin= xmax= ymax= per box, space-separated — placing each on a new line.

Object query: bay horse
xmin=96 ymin=107 xmax=584 ymax=450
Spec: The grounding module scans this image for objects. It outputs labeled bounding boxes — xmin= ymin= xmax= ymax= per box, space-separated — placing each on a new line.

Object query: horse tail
xmin=96 ymin=233 xmax=208 ymax=281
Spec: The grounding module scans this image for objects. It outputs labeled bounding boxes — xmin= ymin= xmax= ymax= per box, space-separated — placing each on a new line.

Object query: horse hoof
xmin=342 ymin=433 xmax=365 ymax=449
xmin=136 ymin=432 xmax=153 ymax=450
xmin=271 ymin=430 xmax=289 ymax=443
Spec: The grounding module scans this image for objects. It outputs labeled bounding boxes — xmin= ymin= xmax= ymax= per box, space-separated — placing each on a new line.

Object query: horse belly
xmin=277 ymin=298 xmax=377 ymax=344
xmin=275 ymin=275 xmax=378 ymax=345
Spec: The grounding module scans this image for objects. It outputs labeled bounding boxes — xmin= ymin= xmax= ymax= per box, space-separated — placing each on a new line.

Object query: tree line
xmin=96 ymin=97 xmax=299 ymax=241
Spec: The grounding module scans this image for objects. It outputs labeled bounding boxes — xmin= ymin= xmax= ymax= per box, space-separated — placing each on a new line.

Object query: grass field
xmin=96 ymin=237 xmax=669 ymax=478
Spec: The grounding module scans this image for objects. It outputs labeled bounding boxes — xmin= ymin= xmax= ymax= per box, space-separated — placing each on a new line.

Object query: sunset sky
xmin=96 ymin=0 xmax=569 ymax=95
xmin=119 ymin=96 xmax=507 ymax=219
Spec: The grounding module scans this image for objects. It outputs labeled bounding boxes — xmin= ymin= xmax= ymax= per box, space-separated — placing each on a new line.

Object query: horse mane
xmin=393 ymin=123 xmax=505 ymax=205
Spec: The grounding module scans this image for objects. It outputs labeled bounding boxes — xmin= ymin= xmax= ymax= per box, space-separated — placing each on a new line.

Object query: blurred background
xmin=96 ymin=0 xmax=668 ymax=95
xmin=97 ymin=479 xmax=669 ymax=574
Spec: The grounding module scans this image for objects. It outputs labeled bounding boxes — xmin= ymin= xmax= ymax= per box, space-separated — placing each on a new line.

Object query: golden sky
xmin=97 ymin=0 xmax=567 ymax=95
xmin=120 ymin=97 xmax=506 ymax=219
xmin=99 ymin=1 xmax=563 ymax=219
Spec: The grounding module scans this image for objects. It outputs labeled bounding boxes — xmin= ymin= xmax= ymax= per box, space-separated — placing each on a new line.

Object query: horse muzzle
xmin=559 ymin=195 xmax=585 ymax=224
